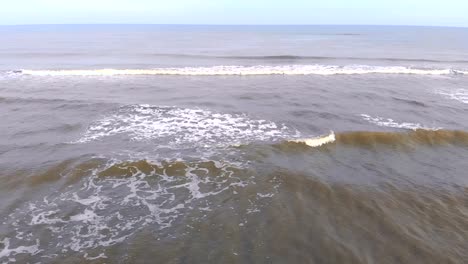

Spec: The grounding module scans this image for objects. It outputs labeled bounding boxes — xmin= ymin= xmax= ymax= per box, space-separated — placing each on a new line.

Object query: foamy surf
xmin=5 ymin=157 xmax=279 ymax=261
xmin=436 ymin=89 xmax=468 ymax=104
xmin=73 ymin=104 xmax=301 ymax=148
xmin=361 ymin=114 xmax=442 ymax=131
xmin=17 ymin=65 xmax=466 ymax=76
xmin=0 ymin=238 xmax=40 ymax=261
xmin=289 ymin=131 xmax=336 ymax=147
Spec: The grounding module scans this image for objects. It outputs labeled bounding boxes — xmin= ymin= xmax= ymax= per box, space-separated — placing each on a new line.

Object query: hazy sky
xmin=1 ymin=0 xmax=467 ymax=27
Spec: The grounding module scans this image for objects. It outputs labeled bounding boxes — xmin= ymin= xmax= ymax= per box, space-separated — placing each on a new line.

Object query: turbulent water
xmin=1 ymin=25 xmax=468 ymax=263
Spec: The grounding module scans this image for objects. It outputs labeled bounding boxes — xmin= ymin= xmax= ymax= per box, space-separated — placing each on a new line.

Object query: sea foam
xmin=4 ymin=157 xmax=278 ymax=261
xmin=361 ymin=114 xmax=442 ymax=131
xmin=290 ymin=131 xmax=336 ymax=147
xmin=18 ymin=65 xmax=466 ymax=76
xmin=74 ymin=104 xmax=301 ymax=147
xmin=436 ymin=89 xmax=468 ymax=104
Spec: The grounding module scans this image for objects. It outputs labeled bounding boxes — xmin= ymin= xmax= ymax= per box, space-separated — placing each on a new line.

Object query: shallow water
xmin=1 ymin=25 xmax=468 ymax=263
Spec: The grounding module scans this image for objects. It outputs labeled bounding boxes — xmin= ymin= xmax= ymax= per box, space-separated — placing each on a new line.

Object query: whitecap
xmin=19 ymin=65 xmax=465 ymax=76
xmin=289 ymin=131 xmax=336 ymax=147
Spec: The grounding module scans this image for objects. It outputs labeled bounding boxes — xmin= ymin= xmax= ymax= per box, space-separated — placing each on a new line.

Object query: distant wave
xmin=0 ymin=96 xmax=97 ymax=105
xmin=217 ymin=55 xmax=468 ymax=64
xmin=148 ymin=53 xmax=468 ymax=64
xmin=14 ymin=65 xmax=468 ymax=76
xmin=0 ymin=52 xmax=88 ymax=57
xmin=3 ymin=50 xmax=468 ymax=64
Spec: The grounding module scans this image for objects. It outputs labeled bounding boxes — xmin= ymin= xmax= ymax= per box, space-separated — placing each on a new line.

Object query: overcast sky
xmin=1 ymin=0 xmax=467 ymax=27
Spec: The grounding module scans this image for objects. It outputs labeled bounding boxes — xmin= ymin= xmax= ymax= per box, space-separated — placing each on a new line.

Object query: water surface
xmin=1 ymin=25 xmax=468 ymax=263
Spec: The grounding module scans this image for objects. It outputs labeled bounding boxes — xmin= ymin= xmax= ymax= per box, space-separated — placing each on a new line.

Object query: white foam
xmin=84 ymin=252 xmax=107 ymax=260
xmin=361 ymin=114 xmax=442 ymax=131
xmin=74 ymin=105 xmax=301 ymax=147
xmin=290 ymin=131 xmax=336 ymax=147
xmin=0 ymin=238 xmax=40 ymax=261
xmin=19 ymin=65 xmax=464 ymax=76
xmin=436 ymin=89 xmax=468 ymax=104
xmin=257 ymin=193 xmax=275 ymax=198
xmin=5 ymin=158 xmax=268 ymax=261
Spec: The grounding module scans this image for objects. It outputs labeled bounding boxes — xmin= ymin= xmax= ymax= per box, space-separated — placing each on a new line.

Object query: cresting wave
xmin=290 ymin=131 xmax=336 ymax=147
xmin=75 ymin=105 xmax=466 ymax=151
xmin=15 ymin=65 xmax=468 ymax=76
xmin=286 ymin=130 xmax=468 ymax=149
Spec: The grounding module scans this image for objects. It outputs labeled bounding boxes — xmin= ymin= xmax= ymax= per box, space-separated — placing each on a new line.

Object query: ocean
xmin=0 ymin=25 xmax=467 ymax=263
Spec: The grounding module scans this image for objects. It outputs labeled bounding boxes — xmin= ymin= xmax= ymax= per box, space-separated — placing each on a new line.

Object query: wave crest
xmin=16 ymin=65 xmax=466 ymax=76
xmin=289 ymin=131 xmax=336 ymax=147
xmin=335 ymin=130 xmax=468 ymax=147
xmin=283 ymin=130 xmax=468 ymax=149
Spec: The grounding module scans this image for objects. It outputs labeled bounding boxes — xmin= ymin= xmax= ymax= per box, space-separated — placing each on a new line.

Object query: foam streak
xmin=361 ymin=114 xmax=442 ymax=131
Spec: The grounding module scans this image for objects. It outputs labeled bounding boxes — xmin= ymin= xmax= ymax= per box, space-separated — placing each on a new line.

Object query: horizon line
xmin=0 ymin=23 xmax=467 ymax=29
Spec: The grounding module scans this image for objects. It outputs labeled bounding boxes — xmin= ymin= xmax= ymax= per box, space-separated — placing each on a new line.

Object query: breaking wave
xmin=289 ymin=131 xmax=336 ymax=147
xmin=14 ymin=65 xmax=468 ymax=76
xmin=281 ymin=130 xmax=468 ymax=149
xmin=335 ymin=130 xmax=468 ymax=147
xmin=73 ymin=105 xmax=465 ymax=152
